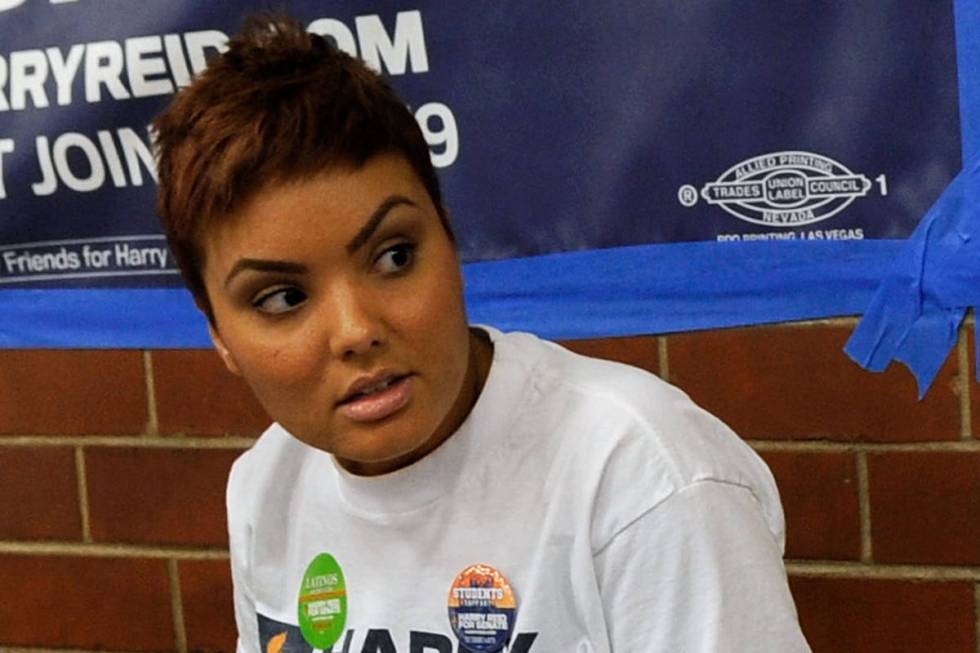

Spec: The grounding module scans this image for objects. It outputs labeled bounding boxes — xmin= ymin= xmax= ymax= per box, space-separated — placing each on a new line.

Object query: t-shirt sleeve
xmin=592 ymin=480 xmax=811 ymax=652
xmin=227 ymin=460 xmax=261 ymax=653
xmin=230 ymin=542 xmax=259 ymax=653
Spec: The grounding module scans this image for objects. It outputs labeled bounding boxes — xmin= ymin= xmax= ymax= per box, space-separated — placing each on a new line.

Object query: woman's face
xmin=202 ymin=153 xmax=481 ymax=475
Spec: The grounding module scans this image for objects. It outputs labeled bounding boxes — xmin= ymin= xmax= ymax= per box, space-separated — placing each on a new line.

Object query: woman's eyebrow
xmin=224 ymin=260 xmax=307 ymax=289
xmin=345 ymin=195 xmax=417 ymax=254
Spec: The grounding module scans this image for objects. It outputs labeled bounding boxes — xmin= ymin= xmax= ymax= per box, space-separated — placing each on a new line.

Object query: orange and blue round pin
xmin=447 ymin=563 xmax=517 ymax=652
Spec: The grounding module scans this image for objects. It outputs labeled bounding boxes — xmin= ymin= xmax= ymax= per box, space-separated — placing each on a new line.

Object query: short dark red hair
xmin=154 ymin=13 xmax=447 ymax=321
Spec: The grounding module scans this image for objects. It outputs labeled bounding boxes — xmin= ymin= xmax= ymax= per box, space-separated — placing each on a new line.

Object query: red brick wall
xmin=1 ymin=319 xmax=977 ymax=652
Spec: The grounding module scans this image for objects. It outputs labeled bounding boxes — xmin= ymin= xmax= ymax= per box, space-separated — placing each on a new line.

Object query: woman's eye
xmin=252 ymin=286 xmax=307 ymax=314
xmin=374 ymin=243 xmax=415 ymax=274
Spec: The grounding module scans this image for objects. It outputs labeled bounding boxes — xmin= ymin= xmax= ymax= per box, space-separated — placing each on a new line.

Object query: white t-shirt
xmin=227 ymin=328 xmax=811 ymax=652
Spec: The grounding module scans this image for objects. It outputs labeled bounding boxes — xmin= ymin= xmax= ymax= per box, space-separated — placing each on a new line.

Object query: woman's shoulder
xmin=490 ymin=327 xmax=708 ymax=436
xmin=490 ymin=327 xmax=678 ymax=403
xmin=226 ymin=422 xmax=316 ymax=515
xmin=489 ymin=328 xmax=783 ymax=541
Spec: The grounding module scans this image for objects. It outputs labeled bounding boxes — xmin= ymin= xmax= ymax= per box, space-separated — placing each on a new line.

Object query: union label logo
xmin=678 ymin=151 xmax=883 ymax=227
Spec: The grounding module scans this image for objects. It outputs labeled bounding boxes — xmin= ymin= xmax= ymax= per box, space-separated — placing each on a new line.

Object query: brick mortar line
xmin=723 ymin=317 xmax=859 ymax=329
xmin=959 ymin=327 xmax=972 ymax=440
xmin=144 ymin=350 xmax=159 ymax=437
xmin=74 ymin=448 xmax=91 ymax=543
xmin=782 ymin=316 xmax=859 ymax=328
xmin=168 ymin=559 xmax=189 ymax=653
xmin=974 ymin=582 xmax=980 ymax=653
xmin=856 ymin=452 xmax=873 ymax=563
xmin=748 ymin=440 xmax=980 ymax=453
xmin=607 ymin=317 xmax=861 ymax=341
xmin=657 ymin=336 xmax=669 ymax=382
xmin=3 ymin=437 xmax=976 ymax=452
xmin=0 ymin=541 xmax=229 ymax=560
xmin=785 ymin=560 xmax=980 ymax=581
xmin=4 ymin=541 xmax=975 ymax=580
xmin=2 ymin=649 xmax=145 ymax=653
xmin=0 ymin=435 xmax=256 ymax=448
xmin=975 ymin=582 xmax=980 ymax=653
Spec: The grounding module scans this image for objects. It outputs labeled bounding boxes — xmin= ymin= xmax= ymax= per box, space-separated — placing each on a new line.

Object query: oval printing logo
xmin=697 ymin=151 xmax=871 ymax=227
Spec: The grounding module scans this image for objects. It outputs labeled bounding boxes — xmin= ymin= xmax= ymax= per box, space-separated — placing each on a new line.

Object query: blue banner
xmin=0 ymin=1 xmax=974 ymax=388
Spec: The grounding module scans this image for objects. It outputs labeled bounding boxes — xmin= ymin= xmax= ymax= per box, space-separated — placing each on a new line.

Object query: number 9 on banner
xmin=415 ymin=102 xmax=459 ymax=168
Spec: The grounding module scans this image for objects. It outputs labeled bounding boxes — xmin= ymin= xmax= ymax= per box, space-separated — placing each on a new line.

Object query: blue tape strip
xmin=465 ymin=240 xmax=898 ymax=340
xmin=845 ymin=156 xmax=980 ymax=398
xmin=844 ymin=3 xmax=980 ymax=398
xmin=0 ymin=240 xmax=900 ymax=349
xmin=0 ymin=288 xmax=211 ymax=348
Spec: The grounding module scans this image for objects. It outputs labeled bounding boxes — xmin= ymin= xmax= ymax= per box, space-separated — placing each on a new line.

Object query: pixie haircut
xmin=154 ymin=14 xmax=447 ymax=321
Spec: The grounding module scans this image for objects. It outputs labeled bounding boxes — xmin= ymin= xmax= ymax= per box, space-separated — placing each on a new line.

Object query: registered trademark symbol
xmin=678 ymin=184 xmax=698 ymax=207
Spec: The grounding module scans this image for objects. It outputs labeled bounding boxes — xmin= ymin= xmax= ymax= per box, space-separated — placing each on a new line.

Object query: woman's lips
xmin=337 ymin=375 xmax=413 ymax=422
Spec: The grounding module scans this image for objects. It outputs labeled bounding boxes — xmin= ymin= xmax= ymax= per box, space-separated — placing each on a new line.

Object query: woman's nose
xmin=324 ymin=282 xmax=384 ymax=360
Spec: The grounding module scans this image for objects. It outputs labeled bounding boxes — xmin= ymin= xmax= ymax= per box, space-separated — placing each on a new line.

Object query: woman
xmin=154 ymin=15 xmax=810 ymax=653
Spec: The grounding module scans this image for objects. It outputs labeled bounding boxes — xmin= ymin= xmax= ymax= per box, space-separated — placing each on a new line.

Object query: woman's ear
xmin=209 ymin=324 xmax=242 ymax=376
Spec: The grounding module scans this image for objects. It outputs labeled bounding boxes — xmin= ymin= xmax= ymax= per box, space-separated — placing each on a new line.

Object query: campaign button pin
xmin=447 ymin=563 xmax=517 ymax=653
xmin=297 ymin=553 xmax=347 ymax=649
